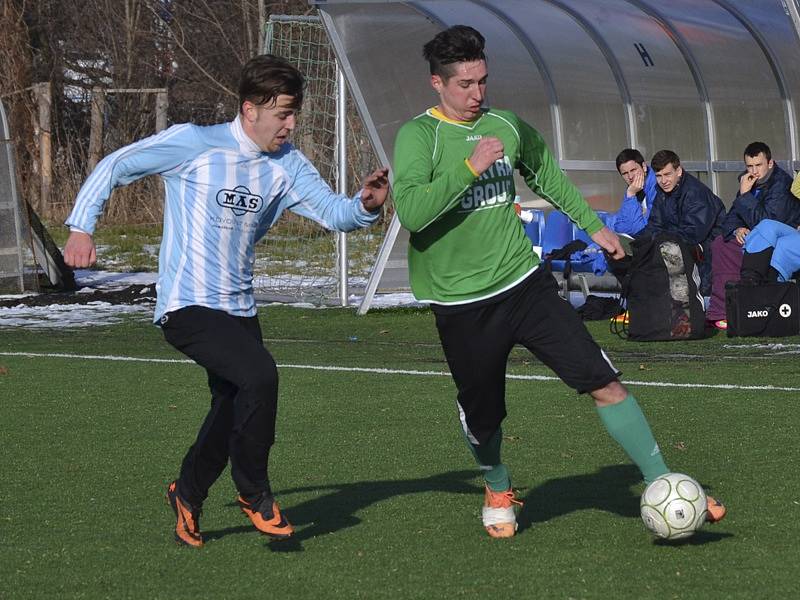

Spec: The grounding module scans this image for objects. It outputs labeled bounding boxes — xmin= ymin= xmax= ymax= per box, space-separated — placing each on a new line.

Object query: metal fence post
xmin=336 ymin=62 xmax=348 ymax=306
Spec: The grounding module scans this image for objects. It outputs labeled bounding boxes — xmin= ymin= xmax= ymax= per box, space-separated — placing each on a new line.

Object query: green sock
xmin=596 ymin=394 xmax=669 ymax=484
xmin=463 ymin=427 xmax=511 ymax=492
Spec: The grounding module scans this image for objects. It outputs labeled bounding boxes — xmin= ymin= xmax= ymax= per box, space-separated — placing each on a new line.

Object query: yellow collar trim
xmin=429 ymin=106 xmax=482 ymax=126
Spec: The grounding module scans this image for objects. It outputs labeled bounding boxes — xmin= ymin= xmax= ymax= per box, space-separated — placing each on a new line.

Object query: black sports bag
xmin=725 ymin=281 xmax=800 ymax=337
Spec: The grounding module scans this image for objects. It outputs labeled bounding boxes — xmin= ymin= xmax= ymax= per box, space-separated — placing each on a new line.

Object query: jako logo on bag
xmin=746 ymin=309 xmax=770 ymax=318
xmin=216 ymin=186 xmax=263 ymax=216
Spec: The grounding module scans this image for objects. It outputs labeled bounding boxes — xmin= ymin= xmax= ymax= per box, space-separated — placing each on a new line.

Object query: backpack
xmin=616 ymin=234 xmax=707 ymax=341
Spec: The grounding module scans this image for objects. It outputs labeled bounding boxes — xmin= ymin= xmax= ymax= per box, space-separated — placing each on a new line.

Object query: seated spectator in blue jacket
xmin=637 ymin=149 xmax=725 ymax=295
xmin=739 ymin=219 xmax=800 ymax=284
xmin=706 ymin=142 xmax=800 ymax=329
xmin=582 ymin=149 xmax=658 ymax=278
xmin=613 ymin=148 xmax=657 ymax=236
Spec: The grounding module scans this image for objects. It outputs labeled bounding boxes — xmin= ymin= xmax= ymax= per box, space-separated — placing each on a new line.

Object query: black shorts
xmin=433 ymin=269 xmax=620 ymax=444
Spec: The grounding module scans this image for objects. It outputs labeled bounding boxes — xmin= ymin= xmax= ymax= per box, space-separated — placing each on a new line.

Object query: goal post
xmin=0 ymin=99 xmax=75 ymax=293
xmin=256 ymin=14 xmax=387 ymax=306
xmin=0 ymin=99 xmax=26 ymax=293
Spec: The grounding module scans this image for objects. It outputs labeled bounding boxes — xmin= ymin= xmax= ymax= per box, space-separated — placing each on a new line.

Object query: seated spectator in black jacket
xmin=706 ymin=142 xmax=800 ymax=329
xmin=637 ymin=149 xmax=725 ymax=295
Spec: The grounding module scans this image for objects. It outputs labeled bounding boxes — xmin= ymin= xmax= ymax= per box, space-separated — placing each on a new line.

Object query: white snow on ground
xmin=0 ymin=302 xmax=153 ymax=329
xmin=353 ymin=292 xmax=424 ymax=309
xmin=71 ymin=270 xmax=158 ymax=289
xmin=0 ymin=271 xmax=158 ymax=329
xmin=0 ymin=270 xmax=425 ymax=329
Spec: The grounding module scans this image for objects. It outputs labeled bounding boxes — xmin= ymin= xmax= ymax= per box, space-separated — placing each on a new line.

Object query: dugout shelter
xmin=307 ymin=0 xmax=800 ymax=312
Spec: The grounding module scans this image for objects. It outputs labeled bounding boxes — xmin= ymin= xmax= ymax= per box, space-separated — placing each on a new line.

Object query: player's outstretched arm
xmin=591 ymin=226 xmax=625 ymax=260
xmin=63 ymin=231 xmax=97 ymax=268
xmin=359 ymin=167 xmax=389 ymax=212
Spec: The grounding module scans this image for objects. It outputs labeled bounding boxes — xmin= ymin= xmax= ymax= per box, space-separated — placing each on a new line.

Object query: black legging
xmin=161 ymin=305 xmax=279 ymax=505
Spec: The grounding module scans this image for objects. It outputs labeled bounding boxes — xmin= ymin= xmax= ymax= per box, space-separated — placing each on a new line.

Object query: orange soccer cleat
xmin=706 ymin=495 xmax=727 ymax=523
xmin=238 ymin=492 xmax=294 ymax=539
xmin=166 ymin=481 xmax=203 ymax=548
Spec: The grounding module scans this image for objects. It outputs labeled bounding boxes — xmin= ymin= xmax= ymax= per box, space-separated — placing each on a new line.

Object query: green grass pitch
xmin=1 ymin=306 xmax=798 ymax=598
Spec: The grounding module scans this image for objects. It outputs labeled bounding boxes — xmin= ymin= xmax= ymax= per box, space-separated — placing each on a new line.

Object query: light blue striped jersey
xmin=66 ymin=117 xmax=379 ymax=322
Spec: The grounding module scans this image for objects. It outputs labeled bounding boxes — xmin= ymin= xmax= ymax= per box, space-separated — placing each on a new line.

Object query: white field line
xmin=2 ymin=351 xmax=799 ymax=393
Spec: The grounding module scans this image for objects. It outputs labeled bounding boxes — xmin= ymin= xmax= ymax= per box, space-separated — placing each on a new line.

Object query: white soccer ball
xmin=640 ymin=472 xmax=707 ymax=540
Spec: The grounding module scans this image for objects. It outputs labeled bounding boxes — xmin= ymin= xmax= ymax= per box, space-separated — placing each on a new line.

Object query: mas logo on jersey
xmin=216 ymin=186 xmax=264 ymax=216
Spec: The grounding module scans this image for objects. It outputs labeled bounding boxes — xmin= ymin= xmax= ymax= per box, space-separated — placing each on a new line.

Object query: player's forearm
xmin=393 ymin=168 xmax=475 ymax=232
xmin=65 ymin=153 xmax=121 ymax=234
xmin=518 ymin=125 xmax=602 ymax=235
xmin=285 ymin=184 xmax=379 ymax=232
xmin=284 ymin=153 xmax=381 ymax=231
xmin=323 ymin=193 xmax=381 ymax=232
xmin=529 ymin=169 xmax=603 ymax=235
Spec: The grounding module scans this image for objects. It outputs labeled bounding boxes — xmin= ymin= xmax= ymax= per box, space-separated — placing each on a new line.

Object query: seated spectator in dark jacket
xmin=706 ymin=142 xmax=800 ymax=329
xmin=637 ymin=149 xmax=725 ymax=295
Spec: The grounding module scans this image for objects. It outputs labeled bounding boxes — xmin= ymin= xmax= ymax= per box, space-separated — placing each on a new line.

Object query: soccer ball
xmin=640 ymin=473 xmax=707 ymax=540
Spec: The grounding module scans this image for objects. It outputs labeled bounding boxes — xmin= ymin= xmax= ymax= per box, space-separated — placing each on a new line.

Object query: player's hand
xmin=626 ymin=169 xmax=645 ymax=197
xmin=468 ymin=136 xmax=504 ymax=175
xmin=591 ymin=226 xmax=625 ymax=260
xmin=740 ymin=172 xmax=757 ymax=195
xmin=360 ymin=167 xmax=389 ymax=212
xmin=63 ymin=231 xmax=97 ymax=268
xmin=734 ymin=227 xmax=750 ymax=245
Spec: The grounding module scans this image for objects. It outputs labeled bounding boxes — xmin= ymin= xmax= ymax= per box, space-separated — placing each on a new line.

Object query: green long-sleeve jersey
xmin=393 ymin=107 xmax=603 ymax=304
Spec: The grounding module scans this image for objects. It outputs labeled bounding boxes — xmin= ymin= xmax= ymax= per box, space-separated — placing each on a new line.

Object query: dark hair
xmin=422 ymin=25 xmax=486 ymax=80
xmin=238 ymin=54 xmax=304 ymax=113
xmin=651 ymin=149 xmax=681 ymax=172
xmin=615 ymin=148 xmax=645 ymax=171
xmin=744 ymin=141 xmax=772 ymax=161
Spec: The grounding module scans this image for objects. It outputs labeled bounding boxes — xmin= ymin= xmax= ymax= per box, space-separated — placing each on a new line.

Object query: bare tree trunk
xmin=155 ymin=90 xmax=168 ymax=132
xmin=35 ymin=82 xmax=52 ymax=216
xmin=88 ymin=87 xmax=105 ymax=175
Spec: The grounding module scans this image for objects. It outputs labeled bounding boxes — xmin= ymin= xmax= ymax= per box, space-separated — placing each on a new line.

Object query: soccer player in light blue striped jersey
xmin=63 ymin=55 xmax=389 ymax=547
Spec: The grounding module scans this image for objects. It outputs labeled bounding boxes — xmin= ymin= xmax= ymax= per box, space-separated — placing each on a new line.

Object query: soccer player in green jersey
xmin=392 ymin=25 xmax=726 ymax=538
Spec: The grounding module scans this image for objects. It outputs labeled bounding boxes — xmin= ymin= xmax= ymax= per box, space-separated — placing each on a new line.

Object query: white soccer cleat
xmin=482 ymin=486 xmax=523 ymax=538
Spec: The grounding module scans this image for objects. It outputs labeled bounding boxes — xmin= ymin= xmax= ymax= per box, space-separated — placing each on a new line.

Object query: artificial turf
xmin=0 ymin=306 xmax=798 ymax=598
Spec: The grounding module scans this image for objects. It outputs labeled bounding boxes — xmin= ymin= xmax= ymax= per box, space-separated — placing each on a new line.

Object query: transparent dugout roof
xmin=312 ymin=0 xmax=800 ymax=199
